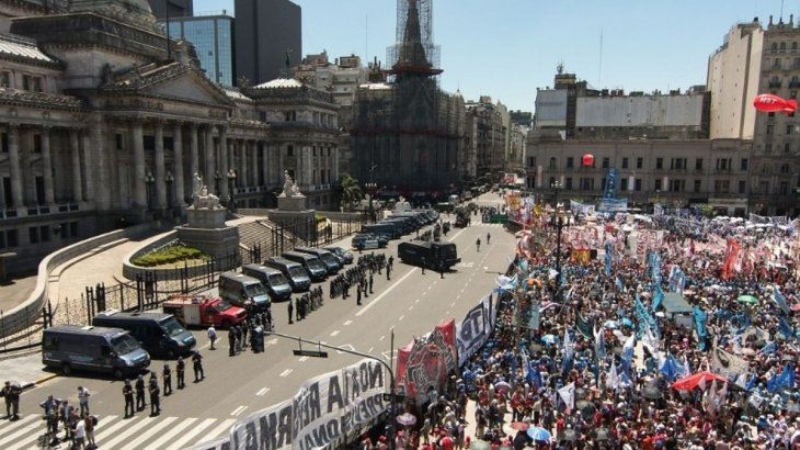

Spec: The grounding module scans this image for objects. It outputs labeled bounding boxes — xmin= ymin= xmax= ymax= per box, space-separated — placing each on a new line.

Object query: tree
xmin=339 ymin=174 xmax=363 ymax=211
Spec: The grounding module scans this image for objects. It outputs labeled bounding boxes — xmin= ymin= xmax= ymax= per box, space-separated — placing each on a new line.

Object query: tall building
xmin=352 ymin=0 xmax=467 ymax=196
xmin=234 ymin=0 xmax=301 ymax=87
xmin=708 ymin=16 xmax=800 ymax=215
xmin=466 ymin=96 xmax=508 ymax=179
xmin=147 ymin=0 xmax=193 ymax=20
xmin=164 ymin=12 xmax=236 ymax=87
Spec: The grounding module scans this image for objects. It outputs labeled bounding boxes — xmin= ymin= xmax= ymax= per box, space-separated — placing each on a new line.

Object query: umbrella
xmin=621 ymin=318 xmax=634 ymax=328
xmin=560 ymin=429 xmax=577 ymax=442
xmin=594 ymin=427 xmax=610 ymax=441
xmin=541 ymin=335 xmax=558 ymax=345
xmin=396 ymin=413 xmax=417 ymax=427
xmin=527 ymin=427 xmax=552 ymax=442
xmin=494 ymin=381 xmax=512 ymax=393
xmin=737 ymin=295 xmax=759 ymax=305
xmin=671 ymin=371 xmax=728 ymax=391
xmin=510 ymin=422 xmax=530 ymax=431
xmin=604 ymin=320 xmax=618 ymax=329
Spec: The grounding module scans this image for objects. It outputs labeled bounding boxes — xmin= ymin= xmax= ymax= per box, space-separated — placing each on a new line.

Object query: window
xmin=695 ymin=158 xmax=703 ymax=170
xmin=774 ymin=58 xmax=782 ymax=68
xmin=634 ymin=179 xmax=642 ymax=191
xmin=740 ymin=158 xmax=749 ymax=171
xmin=0 ymin=72 xmax=10 ymax=88
xmin=312 ymin=147 xmax=316 ymax=157
xmin=33 ymin=134 xmax=42 ymax=153
xmin=694 ymin=180 xmax=702 ymax=193
xmin=781 ymin=42 xmax=787 ymax=51
xmin=7 ymin=229 xmax=17 ymax=247
xmin=654 ymin=179 xmax=662 ymax=191
xmin=549 ymin=157 xmax=557 ymax=169
xmin=40 ymin=225 xmax=50 ymax=242
xmin=620 ymin=178 xmax=628 ymax=191
xmin=1 ymin=132 xmax=7 ymax=153
xmin=116 ymin=134 xmax=124 ymax=150
xmin=670 ymin=158 xmax=686 ymax=170
xmin=788 ymin=124 xmax=794 ymax=135
xmin=785 ymin=143 xmax=792 ymax=153
xmin=566 ymin=157 xmax=574 ymax=168
xmin=765 ymin=143 xmax=773 ymax=154
xmin=287 ymin=145 xmax=294 ymax=157
xmin=670 ymin=179 xmax=684 ymax=192
xmin=601 ymin=157 xmax=610 ymax=169
xmin=622 ymin=157 xmax=629 ymax=169
xmin=636 ymin=158 xmax=643 ymax=169
xmin=565 ymin=178 xmax=573 ymax=190
xmin=22 ymin=75 xmax=43 ymax=92
xmin=738 ymin=180 xmax=746 ymax=194
xmin=69 ymin=222 xmax=78 ymax=238
xmin=714 ymin=180 xmax=731 ymax=193
xmin=655 ymin=158 xmax=663 ymax=170
xmin=781 ymin=163 xmax=790 ymax=173
xmin=715 ymin=158 xmax=731 ymax=171
xmin=29 ymin=227 xmax=39 ymax=244
xmin=767 ymin=125 xmax=774 ymax=135
xmin=527 ymin=156 xmax=535 ymax=168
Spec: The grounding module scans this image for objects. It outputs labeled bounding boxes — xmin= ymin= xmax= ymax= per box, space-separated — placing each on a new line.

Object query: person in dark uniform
xmin=295 ymin=298 xmax=301 ymax=322
xmin=386 ymin=264 xmax=391 ymax=280
xmin=1 ymin=381 xmax=12 ymax=419
xmin=241 ymin=322 xmax=249 ymax=350
xmin=162 ymin=363 xmax=172 ymax=396
xmin=176 ymin=357 xmax=186 ymax=389
xmin=440 ymin=263 xmax=445 ymax=279
xmin=228 ymin=326 xmax=236 ymax=357
xmin=369 ymin=273 xmax=374 ymax=294
xmin=363 ymin=279 xmax=369 ymax=298
xmin=421 ymin=257 xmax=426 ymax=274
xmin=135 ymin=375 xmax=146 ymax=411
xmin=123 ymin=379 xmax=135 ymax=417
xmin=487 ymin=232 xmax=491 ymax=244
xmin=148 ymin=376 xmax=160 ymax=416
xmin=192 ymin=351 xmax=204 ymax=382
xmin=288 ymin=300 xmax=294 ymax=324
xmin=356 ymin=283 xmax=362 ymax=305
xmin=388 ymin=256 xmax=394 ymax=271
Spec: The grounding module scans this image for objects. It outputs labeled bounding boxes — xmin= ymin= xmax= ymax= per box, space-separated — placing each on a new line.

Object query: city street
xmin=0 ymin=201 xmax=512 ymax=449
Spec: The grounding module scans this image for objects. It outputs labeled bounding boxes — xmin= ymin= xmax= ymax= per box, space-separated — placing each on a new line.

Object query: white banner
xmin=710 ymin=347 xmax=749 ymax=382
xmin=226 ymin=359 xmax=388 ymax=450
xmin=456 ymin=297 xmax=491 ymax=366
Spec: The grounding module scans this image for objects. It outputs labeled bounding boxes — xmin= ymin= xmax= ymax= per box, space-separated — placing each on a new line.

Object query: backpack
xmin=91 ymin=415 xmax=98 ymax=426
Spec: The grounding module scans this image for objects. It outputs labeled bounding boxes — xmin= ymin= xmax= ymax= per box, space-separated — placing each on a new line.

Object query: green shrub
xmin=132 ymin=245 xmax=208 ymax=267
xmin=315 ymin=213 xmax=327 ymax=223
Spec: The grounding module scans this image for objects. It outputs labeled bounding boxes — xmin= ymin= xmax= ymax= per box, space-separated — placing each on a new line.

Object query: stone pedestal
xmin=177 ymin=207 xmax=239 ymax=268
xmin=277 ymin=193 xmax=307 ymax=212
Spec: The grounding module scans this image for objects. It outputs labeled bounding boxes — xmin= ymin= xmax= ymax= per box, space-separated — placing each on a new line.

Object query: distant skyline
xmin=191 ymin=0 xmax=799 ymax=112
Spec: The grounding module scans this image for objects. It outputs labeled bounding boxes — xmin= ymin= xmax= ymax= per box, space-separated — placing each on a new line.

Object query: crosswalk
xmin=0 ymin=413 xmax=234 ymax=449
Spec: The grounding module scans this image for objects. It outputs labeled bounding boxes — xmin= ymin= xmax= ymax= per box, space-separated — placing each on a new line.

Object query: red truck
xmin=163 ymin=294 xmax=247 ymax=329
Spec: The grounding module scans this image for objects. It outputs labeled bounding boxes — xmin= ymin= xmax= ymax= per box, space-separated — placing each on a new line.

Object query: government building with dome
xmin=0 ymin=0 xmax=340 ymax=272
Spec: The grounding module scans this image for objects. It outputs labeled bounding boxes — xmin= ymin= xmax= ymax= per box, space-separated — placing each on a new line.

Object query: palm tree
xmin=339 ymin=174 xmax=363 ymax=211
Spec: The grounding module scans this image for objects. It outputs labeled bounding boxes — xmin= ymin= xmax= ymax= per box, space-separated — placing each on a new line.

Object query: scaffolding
xmin=387 ymin=0 xmax=441 ymax=77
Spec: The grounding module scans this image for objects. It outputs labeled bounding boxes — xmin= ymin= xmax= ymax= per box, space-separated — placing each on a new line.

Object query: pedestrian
xmin=61 ymin=401 xmax=75 ymax=442
xmin=77 ymin=385 xmax=91 ymax=416
xmin=241 ymin=322 xmax=249 ymax=350
xmin=123 ymin=379 xmax=135 ymax=418
xmin=388 ymin=256 xmax=394 ymax=271
xmin=135 ymin=375 xmax=146 ymax=411
xmin=162 ymin=363 xmax=172 ymax=396
xmin=421 ymin=256 xmax=427 ymax=274
xmin=192 ymin=351 xmax=204 ymax=382
xmin=7 ymin=382 xmax=20 ymax=420
xmin=84 ymin=412 xmax=97 ymax=449
xmin=369 ymin=273 xmax=374 ymax=293
xmin=41 ymin=395 xmax=59 ymax=444
xmin=486 ymin=232 xmax=491 ymax=244
xmin=356 ymin=283 xmax=362 ymax=305
xmin=207 ymin=325 xmax=217 ymax=350
xmin=228 ymin=326 xmax=237 ymax=357
xmin=148 ymin=376 xmax=160 ymax=416
xmin=72 ymin=413 xmax=86 ymax=450
xmin=1 ymin=381 xmax=12 ymax=419
xmin=296 ymin=298 xmax=302 ymax=322
xmin=387 ymin=265 xmax=391 ymax=281
xmin=440 ymin=265 xmax=445 ymax=279
xmin=288 ymin=299 xmax=294 ymax=324
xmin=176 ymin=357 xmax=186 ymax=389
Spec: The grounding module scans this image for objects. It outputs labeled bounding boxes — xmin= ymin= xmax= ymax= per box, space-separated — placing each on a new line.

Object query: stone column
xmin=7 ymin=124 xmax=23 ymax=208
xmin=132 ymin=120 xmax=147 ymax=207
xmin=173 ymin=122 xmax=185 ymax=205
xmin=219 ymin=125 xmax=229 ymax=199
xmin=154 ymin=121 xmax=166 ymax=209
xmin=189 ymin=123 xmax=199 ymax=180
xmin=261 ymin=142 xmax=269 ymax=188
xmin=89 ymin=115 xmax=109 ymax=209
xmin=81 ymin=131 xmax=94 ymax=202
xmin=205 ymin=125 xmax=216 ymax=193
xmin=41 ymin=126 xmax=55 ymax=204
xmin=251 ymin=140 xmax=259 ymax=188
xmin=21 ymin=129 xmax=34 ymax=205
xmin=70 ymin=130 xmax=83 ymax=202
xmin=239 ymin=140 xmax=247 ymax=187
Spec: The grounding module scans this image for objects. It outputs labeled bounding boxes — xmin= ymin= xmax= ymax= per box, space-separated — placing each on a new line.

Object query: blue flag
xmin=652 ymin=285 xmax=664 ymax=312
xmin=773 ymin=286 xmax=791 ymax=315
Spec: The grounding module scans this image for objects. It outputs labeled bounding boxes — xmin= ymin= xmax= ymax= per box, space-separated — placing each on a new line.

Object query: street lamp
xmin=551 ymin=179 xmax=562 ymax=208
xmin=551 ymin=181 xmax=570 ymax=302
xmin=366 ymin=164 xmax=378 ymax=223
xmin=165 ymin=170 xmax=174 ymax=210
xmin=227 ymin=169 xmax=237 ymax=212
xmin=213 ymin=171 xmax=221 ymax=196
xmin=144 ymin=171 xmax=155 ymax=212
xmin=267 ymin=330 xmax=398 ymax=450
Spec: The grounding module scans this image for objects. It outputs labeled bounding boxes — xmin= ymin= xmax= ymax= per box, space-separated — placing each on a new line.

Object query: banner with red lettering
xmin=395 ymin=319 xmax=458 ymax=405
xmin=721 ymin=238 xmax=741 ymax=280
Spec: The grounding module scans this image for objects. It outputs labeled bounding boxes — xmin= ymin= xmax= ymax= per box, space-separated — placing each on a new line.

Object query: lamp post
xmin=551 ymin=180 xmax=570 ymax=301
xmin=145 ymin=171 xmax=155 ymax=212
xmin=213 ymin=171 xmax=221 ymax=196
xmin=267 ymin=330 xmax=397 ymax=450
xmin=366 ymin=164 xmax=378 ymax=223
xmin=165 ymin=170 xmax=174 ymax=210
xmin=227 ymin=169 xmax=237 ymax=212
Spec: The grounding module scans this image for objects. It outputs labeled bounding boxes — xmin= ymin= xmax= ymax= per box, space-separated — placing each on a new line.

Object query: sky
xmin=192 ymin=0 xmax=799 ymax=112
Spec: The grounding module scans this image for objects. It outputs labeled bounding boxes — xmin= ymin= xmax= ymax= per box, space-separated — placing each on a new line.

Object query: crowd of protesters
xmin=364 ymin=208 xmax=800 ymax=450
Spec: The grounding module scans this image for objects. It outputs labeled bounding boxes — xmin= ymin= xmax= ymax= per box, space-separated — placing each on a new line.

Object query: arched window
xmin=780 ymin=42 xmax=787 ymax=51
xmin=772 ymin=42 xmax=779 ymax=52
xmin=781 ymin=163 xmax=790 ymax=173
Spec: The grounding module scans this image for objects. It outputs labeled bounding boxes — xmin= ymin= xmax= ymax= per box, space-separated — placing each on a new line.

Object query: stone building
xmin=0 ymin=0 xmax=336 ymax=274
xmin=466 ymin=96 xmax=508 ymax=180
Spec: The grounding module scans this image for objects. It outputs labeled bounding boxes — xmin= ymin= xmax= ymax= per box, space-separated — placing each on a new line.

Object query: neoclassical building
xmin=0 ymin=0 xmax=338 ymax=272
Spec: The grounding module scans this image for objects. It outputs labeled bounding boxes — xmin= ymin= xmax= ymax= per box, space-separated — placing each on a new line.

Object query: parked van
xmin=218 ymin=271 xmax=271 ymax=311
xmin=92 ymin=310 xmax=197 ymax=359
xmin=241 ymin=264 xmax=293 ymax=302
xmin=282 ymin=251 xmax=328 ymax=281
xmin=263 ymin=257 xmax=311 ymax=292
xmin=43 ymin=325 xmax=151 ymax=378
xmin=362 ymin=222 xmax=400 ymax=239
xmin=294 ymin=247 xmax=341 ymax=274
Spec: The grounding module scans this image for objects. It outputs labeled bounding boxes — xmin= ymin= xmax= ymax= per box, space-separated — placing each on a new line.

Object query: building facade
xmin=234 ymin=0 xmax=301 ymax=87
xmin=466 ymin=96 xmax=508 ymax=180
xmin=147 ymin=0 xmax=192 ymax=20
xmin=163 ymin=12 xmax=236 ymax=87
xmin=0 ymin=0 xmax=333 ymax=274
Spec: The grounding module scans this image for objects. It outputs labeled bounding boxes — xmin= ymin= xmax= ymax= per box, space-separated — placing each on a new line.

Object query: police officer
xmin=148 ymin=375 xmax=160 ymax=416
xmin=162 ymin=363 xmax=172 ymax=396
xmin=421 ymin=256 xmax=427 ymax=274
xmin=369 ymin=273 xmax=374 ymax=294
xmin=123 ymin=379 xmax=135 ymax=417
xmin=356 ymin=283 xmax=362 ymax=306
xmin=135 ymin=375 xmax=146 ymax=411
xmin=288 ymin=299 xmax=294 ymax=325
xmin=1 ymin=381 xmax=12 ymax=419
xmin=192 ymin=351 xmax=204 ymax=382
xmin=176 ymin=357 xmax=186 ymax=389
xmin=228 ymin=326 xmax=237 ymax=357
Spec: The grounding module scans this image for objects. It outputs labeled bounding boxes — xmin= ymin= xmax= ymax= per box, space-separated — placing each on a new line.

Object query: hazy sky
xmin=192 ymin=0 xmax=797 ymax=112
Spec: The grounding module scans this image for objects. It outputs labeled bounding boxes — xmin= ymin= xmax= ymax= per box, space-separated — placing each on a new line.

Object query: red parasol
xmin=670 ymin=371 xmax=728 ymax=391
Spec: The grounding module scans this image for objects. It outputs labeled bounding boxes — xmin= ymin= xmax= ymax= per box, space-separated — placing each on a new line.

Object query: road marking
xmin=101 ymin=416 xmax=157 ymax=449
xmin=398 ymin=315 xmax=405 ymax=321
xmin=256 ymin=387 xmax=270 ymax=396
xmin=280 ymin=369 xmax=293 ymax=377
xmin=92 ymin=414 xmax=131 ymax=443
xmin=118 ymin=416 xmax=177 ymax=450
xmin=408 ymin=305 xmax=414 ymax=311
xmin=266 ymin=338 xmax=278 ymax=346
xmin=330 ymin=330 xmax=340 ymax=337
xmin=355 ymin=268 xmax=417 ymax=317
xmin=298 ymin=356 xmax=309 ymax=362
xmin=164 ymin=418 xmax=216 ymax=450
xmin=336 ymin=344 xmax=356 ymax=354
xmin=344 ymin=320 xmax=353 ymax=326
xmin=204 ymin=419 xmax=237 ymax=442
xmin=231 ymin=405 xmax=248 ymax=416
xmin=415 ymin=298 xmax=420 ymax=303
xmin=0 ymin=420 xmax=39 ymax=448
xmin=368 ymin=347 xmax=374 ymax=353
xmin=379 ymin=335 xmax=385 ymax=341
xmin=146 ymin=418 xmax=198 ymax=450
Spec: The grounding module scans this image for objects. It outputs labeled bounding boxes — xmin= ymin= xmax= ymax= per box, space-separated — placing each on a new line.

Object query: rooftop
xmin=253 ymin=78 xmax=303 ymax=89
xmin=0 ymin=34 xmax=56 ymax=64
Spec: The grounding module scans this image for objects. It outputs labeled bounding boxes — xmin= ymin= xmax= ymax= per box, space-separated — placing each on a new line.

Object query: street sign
xmin=293 ymin=349 xmax=329 ymax=358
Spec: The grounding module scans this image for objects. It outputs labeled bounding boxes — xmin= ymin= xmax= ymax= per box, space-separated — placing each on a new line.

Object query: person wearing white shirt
xmin=72 ymin=417 xmax=86 ymax=449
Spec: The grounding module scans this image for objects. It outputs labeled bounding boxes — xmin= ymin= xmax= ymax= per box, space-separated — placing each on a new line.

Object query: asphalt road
xmin=0 ymin=197 xmax=512 ymax=449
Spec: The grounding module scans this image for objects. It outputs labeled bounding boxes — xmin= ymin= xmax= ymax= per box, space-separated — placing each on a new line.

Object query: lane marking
xmin=368 ymin=347 xmax=374 ymax=353
xmin=231 ymin=405 xmax=248 ymax=416
xmin=298 ymin=356 xmax=309 ymax=362
xmin=344 ymin=320 xmax=353 ymax=326
xmin=118 ymin=416 xmax=177 ymax=450
xmin=280 ymin=369 xmax=293 ymax=377
xmin=398 ymin=315 xmax=405 ymax=321
xmin=408 ymin=305 xmax=414 ymax=311
xmin=451 ymin=302 xmax=456 ymax=307
xmin=256 ymin=387 xmax=270 ymax=396
xmin=379 ymin=335 xmax=385 ymax=341
xmin=330 ymin=330 xmax=340 ymax=337
xmin=146 ymin=418 xmax=198 ymax=450
xmin=0 ymin=423 xmax=40 ymax=449
xmin=415 ymin=298 xmax=420 ymax=303
xmin=355 ymin=268 xmax=417 ymax=316
xmin=101 ymin=416 xmax=157 ymax=449
xmin=92 ymin=414 xmax=131 ymax=443
xmin=164 ymin=418 xmax=216 ymax=450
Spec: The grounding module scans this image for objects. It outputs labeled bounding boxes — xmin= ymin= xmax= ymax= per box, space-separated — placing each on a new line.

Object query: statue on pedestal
xmin=282 ymin=170 xmax=302 ymax=198
xmin=190 ymin=173 xmax=221 ymax=209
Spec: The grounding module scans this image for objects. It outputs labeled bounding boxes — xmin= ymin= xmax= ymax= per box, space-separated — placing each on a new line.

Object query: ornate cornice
xmin=0 ymin=88 xmax=84 ymax=110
